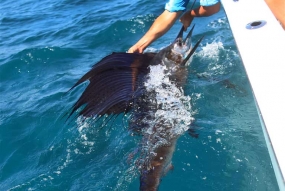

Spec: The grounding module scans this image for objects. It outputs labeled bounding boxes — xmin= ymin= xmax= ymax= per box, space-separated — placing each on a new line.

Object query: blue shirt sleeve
xmin=200 ymin=0 xmax=220 ymax=6
xmin=165 ymin=0 xmax=190 ymax=12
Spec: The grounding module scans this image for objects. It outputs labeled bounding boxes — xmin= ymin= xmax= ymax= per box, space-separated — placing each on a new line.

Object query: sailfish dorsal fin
xmin=68 ymin=52 xmax=156 ymax=119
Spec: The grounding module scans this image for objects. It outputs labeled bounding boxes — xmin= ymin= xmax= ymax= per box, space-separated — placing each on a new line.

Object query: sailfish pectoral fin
xmin=187 ymin=122 xmax=200 ymax=138
xmin=184 ymin=24 xmax=195 ymax=44
xmin=188 ymin=128 xmax=199 ymax=138
xmin=68 ymin=52 xmax=156 ymax=120
xmin=175 ymin=26 xmax=184 ymax=41
xmin=181 ymin=36 xmax=204 ymax=66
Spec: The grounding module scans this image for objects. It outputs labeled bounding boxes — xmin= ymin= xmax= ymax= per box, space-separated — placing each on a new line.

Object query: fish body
xmin=134 ymin=26 xmax=202 ymax=191
xmin=68 ymin=25 xmax=203 ymax=190
xmin=139 ymin=138 xmax=177 ymax=191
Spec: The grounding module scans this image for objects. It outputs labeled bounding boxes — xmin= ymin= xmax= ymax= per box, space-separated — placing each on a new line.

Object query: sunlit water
xmin=0 ymin=0 xmax=279 ymax=190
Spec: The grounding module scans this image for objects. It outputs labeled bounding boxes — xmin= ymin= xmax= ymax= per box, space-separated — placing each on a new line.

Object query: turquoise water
xmin=0 ymin=0 xmax=279 ymax=190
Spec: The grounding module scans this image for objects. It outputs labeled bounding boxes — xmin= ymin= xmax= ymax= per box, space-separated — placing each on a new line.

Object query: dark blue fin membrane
xmin=68 ymin=52 xmax=156 ymax=118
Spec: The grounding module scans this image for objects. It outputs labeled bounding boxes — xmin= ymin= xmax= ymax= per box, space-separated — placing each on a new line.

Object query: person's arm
xmin=180 ymin=2 xmax=221 ymax=30
xmin=265 ymin=0 xmax=285 ymax=30
xmin=128 ymin=10 xmax=182 ymax=53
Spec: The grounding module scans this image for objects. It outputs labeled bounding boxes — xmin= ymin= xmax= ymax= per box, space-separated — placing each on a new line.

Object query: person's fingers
xmin=128 ymin=45 xmax=144 ymax=53
xmin=128 ymin=48 xmax=136 ymax=53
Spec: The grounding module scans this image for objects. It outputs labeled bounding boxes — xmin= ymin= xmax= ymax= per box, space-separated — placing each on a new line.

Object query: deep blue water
xmin=0 ymin=0 xmax=279 ymax=190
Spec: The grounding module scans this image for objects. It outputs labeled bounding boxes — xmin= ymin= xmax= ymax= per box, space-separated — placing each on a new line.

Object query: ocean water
xmin=0 ymin=0 xmax=279 ymax=190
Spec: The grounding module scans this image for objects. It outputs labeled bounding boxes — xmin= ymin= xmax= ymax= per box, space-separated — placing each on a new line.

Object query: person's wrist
xmin=188 ymin=10 xmax=193 ymax=18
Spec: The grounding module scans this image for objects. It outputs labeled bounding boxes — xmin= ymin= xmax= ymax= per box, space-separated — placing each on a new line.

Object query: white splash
xmin=200 ymin=41 xmax=223 ymax=60
xmin=197 ymin=40 xmax=239 ymax=77
xmin=143 ymin=64 xmax=194 ymax=138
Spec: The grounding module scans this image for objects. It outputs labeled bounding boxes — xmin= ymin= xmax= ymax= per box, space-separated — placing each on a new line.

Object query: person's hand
xmin=128 ymin=10 xmax=181 ymax=53
xmin=128 ymin=45 xmax=143 ymax=53
xmin=180 ymin=11 xmax=194 ymax=31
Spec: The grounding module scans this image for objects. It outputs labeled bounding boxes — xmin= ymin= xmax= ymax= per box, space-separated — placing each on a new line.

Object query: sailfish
xmin=68 ymin=24 xmax=203 ymax=190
